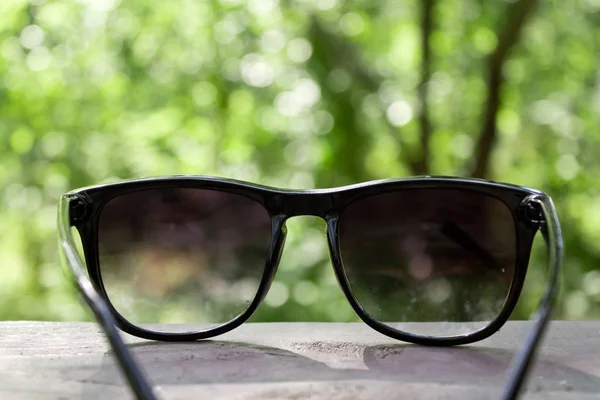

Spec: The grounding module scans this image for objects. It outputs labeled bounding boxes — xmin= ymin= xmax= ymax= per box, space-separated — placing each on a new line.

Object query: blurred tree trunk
xmin=471 ymin=0 xmax=539 ymax=179
xmin=412 ymin=0 xmax=435 ymax=176
xmin=308 ymin=20 xmax=375 ymax=185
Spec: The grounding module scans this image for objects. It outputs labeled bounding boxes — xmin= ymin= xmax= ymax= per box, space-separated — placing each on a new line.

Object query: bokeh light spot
xmin=264 ymin=281 xmax=289 ymax=307
xmin=340 ymin=12 xmax=365 ymax=37
xmin=386 ymin=100 xmax=413 ymax=127
xmin=10 ymin=128 xmax=35 ymax=154
xmin=451 ymin=134 xmax=474 ymax=159
xmin=287 ymin=38 xmax=313 ymax=63
xmin=555 ymin=154 xmax=580 ymax=181
xmin=293 ymin=281 xmax=320 ymax=306
xmin=241 ymin=54 xmax=274 ymax=87
xmin=20 ymin=25 xmax=45 ymax=50
xmin=260 ymin=29 xmax=287 ymax=53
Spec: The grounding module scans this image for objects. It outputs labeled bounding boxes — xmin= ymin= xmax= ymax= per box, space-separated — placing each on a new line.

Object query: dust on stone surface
xmin=288 ymin=341 xmax=368 ymax=358
xmin=368 ymin=346 xmax=407 ymax=359
xmin=245 ymin=383 xmax=369 ymax=400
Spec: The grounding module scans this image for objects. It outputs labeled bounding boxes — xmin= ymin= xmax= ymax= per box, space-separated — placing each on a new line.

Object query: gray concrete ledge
xmin=0 ymin=321 xmax=598 ymax=399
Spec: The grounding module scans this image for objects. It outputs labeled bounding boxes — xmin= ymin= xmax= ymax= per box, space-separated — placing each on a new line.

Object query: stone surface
xmin=0 ymin=321 xmax=598 ymax=399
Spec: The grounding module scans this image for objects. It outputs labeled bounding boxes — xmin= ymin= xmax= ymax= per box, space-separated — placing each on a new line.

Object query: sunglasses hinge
xmin=67 ymin=194 xmax=89 ymax=225
xmin=520 ymin=196 xmax=546 ymax=230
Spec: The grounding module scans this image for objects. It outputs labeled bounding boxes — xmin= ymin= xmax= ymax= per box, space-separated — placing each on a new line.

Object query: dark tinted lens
xmin=98 ymin=188 xmax=272 ymax=333
xmin=339 ymin=189 xmax=516 ymax=337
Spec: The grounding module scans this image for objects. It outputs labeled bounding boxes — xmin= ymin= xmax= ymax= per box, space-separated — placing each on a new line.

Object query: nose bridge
xmin=278 ymin=192 xmax=334 ymax=218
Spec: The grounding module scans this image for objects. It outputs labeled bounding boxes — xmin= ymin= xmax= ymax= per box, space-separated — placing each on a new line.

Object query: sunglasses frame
xmin=66 ymin=176 xmax=543 ymax=346
xmin=58 ymin=175 xmax=563 ymax=400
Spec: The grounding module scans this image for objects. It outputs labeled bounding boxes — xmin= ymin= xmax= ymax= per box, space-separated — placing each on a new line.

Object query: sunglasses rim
xmin=333 ymin=188 xmax=531 ymax=345
xmin=68 ymin=175 xmax=540 ymax=345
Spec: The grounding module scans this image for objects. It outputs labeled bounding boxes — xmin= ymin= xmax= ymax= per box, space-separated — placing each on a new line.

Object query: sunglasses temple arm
xmin=500 ymin=196 xmax=563 ymax=400
xmin=58 ymin=196 xmax=157 ymax=400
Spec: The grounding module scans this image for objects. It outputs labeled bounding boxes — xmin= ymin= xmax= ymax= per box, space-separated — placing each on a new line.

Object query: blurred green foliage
xmin=0 ymin=0 xmax=599 ymax=323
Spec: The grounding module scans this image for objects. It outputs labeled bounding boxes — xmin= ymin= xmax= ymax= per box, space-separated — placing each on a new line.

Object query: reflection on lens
xmin=98 ymin=188 xmax=272 ymax=333
xmin=338 ymin=189 xmax=516 ymax=338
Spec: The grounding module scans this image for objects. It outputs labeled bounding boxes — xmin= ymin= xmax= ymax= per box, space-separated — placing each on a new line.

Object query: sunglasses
xmin=57 ymin=176 xmax=562 ymax=400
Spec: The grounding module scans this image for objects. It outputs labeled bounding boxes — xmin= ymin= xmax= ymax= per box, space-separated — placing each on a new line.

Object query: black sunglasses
xmin=57 ymin=176 xmax=562 ymax=400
